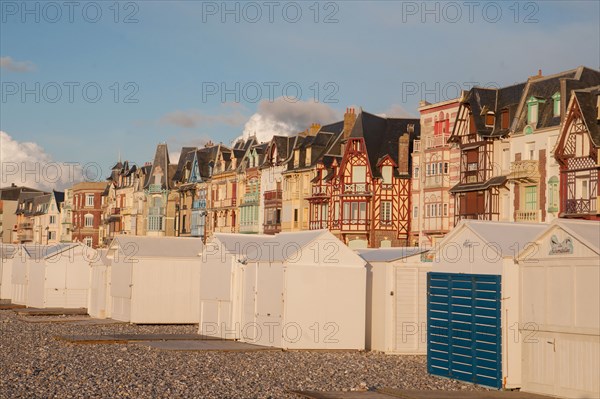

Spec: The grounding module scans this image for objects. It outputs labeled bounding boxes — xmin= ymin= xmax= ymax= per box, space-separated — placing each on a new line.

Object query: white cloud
xmin=160 ymin=106 xmax=247 ymax=129
xmin=378 ymin=104 xmax=416 ymax=118
xmin=0 ymin=56 xmax=36 ymax=73
xmin=240 ymin=98 xmax=339 ymax=142
xmin=0 ymin=131 xmax=86 ymax=191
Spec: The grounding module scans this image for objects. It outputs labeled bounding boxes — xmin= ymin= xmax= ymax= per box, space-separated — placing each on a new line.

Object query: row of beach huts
xmin=0 ymin=219 xmax=598 ymax=398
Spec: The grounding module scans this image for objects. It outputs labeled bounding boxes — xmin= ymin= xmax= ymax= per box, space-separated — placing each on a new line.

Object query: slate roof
xmin=452 ymin=82 xmax=527 ymax=140
xmin=15 ymin=191 xmax=48 ymax=215
xmin=347 ymin=111 xmax=420 ymax=178
xmin=144 ymin=143 xmax=173 ymax=190
xmin=172 ymin=147 xmax=198 ymax=183
xmin=513 ymin=66 xmax=600 ymax=134
xmin=0 ymin=186 xmax=43 ymax=201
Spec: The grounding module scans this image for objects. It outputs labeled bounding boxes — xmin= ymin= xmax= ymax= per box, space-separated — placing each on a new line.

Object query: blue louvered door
xmin=427 ymin=272 xmax=502 ymax=389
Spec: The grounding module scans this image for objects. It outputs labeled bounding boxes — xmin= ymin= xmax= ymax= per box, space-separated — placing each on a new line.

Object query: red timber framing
xmin=451 ymin=106 xmax=501 ymax=224
xmin=308 ymin=137 xmax=411 ymax=247
xmin=554 ymin=99 xmax=600 ymax=220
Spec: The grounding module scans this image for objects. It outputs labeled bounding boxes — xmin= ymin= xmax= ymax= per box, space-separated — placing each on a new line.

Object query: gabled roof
xmin=572 ymin=85 xmax=600 ymax=147
xmin=439 ymin=220 xmax=546 ymax=258
xmin=108 ymin=236 xmax=203 ymax=258
xmin=172 ymin=147 xmax=198 ymax=183
xmin=346 ymin=111 xmax=420 ymax=178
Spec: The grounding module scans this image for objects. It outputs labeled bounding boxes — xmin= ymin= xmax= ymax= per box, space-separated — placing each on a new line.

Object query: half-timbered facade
xmin=411 ymin=98 xmax=461 ymax=247
xmin=508 ymin=67 xmax=600 ymax=223
xmin=449 ymin=83 xmax=526 ymax=223
xmin=310 ymin=110 xmax=419 ymax=248
xmin=554 ymin=85 xmax=600 ymax=220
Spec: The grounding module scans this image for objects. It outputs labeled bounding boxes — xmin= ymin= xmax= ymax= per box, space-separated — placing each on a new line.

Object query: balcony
xmin=413 ymin=140 xmax=421 ymax=152
xmin=309 ymin=220 xmax=328 ymax=230
xmin=17 ymin=231 xmax=33 ymax=241
xmin=508 ymin=160 xmax=539 ymax=183
xmin=312 ymin=186 xmax=328 ymax=196
xmin=515 ymin=210 xmax=542 ymax=222
xmin=213 ymin=198 xmax=236 ymax=208
xmin=241 ymin=191 xmax=260 ymax=205
xmin=564 ymin=198 xmax=598 ymax=215
xmin=19 ymin=222 xmax=33 ymax=229
xmin=111 ymin=208 xmax=121 ymax=215
xmin=424 ymin=175 xmax=446 ymax=189
xmin=264 ymin=190 xmax=283 ymax=206
xmin=263 ymin=222 xmax=281 ymax=235
xmin=342 ymin=183 xmax=370 ymax=195
xmin=424 ymin=134 xmax=451 ymax=149
xmin=148 ymin=184 xmax=163 ymax=193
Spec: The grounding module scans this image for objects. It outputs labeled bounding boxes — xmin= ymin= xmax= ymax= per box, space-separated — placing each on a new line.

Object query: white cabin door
xmin=240 ymin=264 xmax=257 ymax=343
xmin=255 ymin=264 xmax=284 ymax=347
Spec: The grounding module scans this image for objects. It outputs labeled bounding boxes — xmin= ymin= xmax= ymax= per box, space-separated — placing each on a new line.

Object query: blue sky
xmin=1 ymin=0 xmax=599 ymax=183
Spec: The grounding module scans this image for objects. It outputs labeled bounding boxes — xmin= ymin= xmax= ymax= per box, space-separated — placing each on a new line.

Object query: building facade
xmin=71 ymin=182 xmax=106 ymax=248
xmin=411 ymin=98 xmax=461 ymax=247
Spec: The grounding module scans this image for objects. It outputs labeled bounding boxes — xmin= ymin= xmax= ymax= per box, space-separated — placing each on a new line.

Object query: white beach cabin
xmin=517 ymin=219 xmax=600 ymax=399
xmin=108 ymin=236 xmax=203 ymax=324
xmin=199 ymin=230 xmax=367 ymax=350
xmin=427 ymin=220 xmax=545 ymax=390
xmin=25 ymin=243 xmax=96 ymax=309
xmin=88 ymin=249 xmax=111 ymax=319
xmin=358 ymin=247 xmax=431 ymax=354
xmin=0 ymin=244 xmax=19 ymax=302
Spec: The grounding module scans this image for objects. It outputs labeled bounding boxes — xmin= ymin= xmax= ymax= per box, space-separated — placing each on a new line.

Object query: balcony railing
xmin=565 ymin=198 xmax=597 ymax=215
xmin=148 ymin=184 xmax=163 ymax=193
xmin=343 ymin=183 xmax=370 ymax=194
xmin=309 ymin=221 xmax=328 ymax=229
xmin=17 ymin=231 xmax=33 ymax=241
xmin=213 ymin=198 xmax=236 ymax=208
xmin=111 ymin=207 xmax=121 ymax=215
xmin=264 ymin=190 xmax=283 ymax=204
xmin=515 ymin=209 xmax=542 ymax=222
xmin=18 ymin=222 xmax=33 ymax=229
xmin=242 ymin=192 xmax=260 ymax=205
xmin=425 ymin=134 xmax=451 ymax=149
xmin=263 ymin=222 xmax=281 ymax=234
xmin=312 ymin=186 xmax=327 ymax=196
xmin=508 ymin=160 xmax=539 ymax=182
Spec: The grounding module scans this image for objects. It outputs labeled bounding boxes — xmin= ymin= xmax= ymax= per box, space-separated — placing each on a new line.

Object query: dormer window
xmin=501 ymin=109 xmax=509 ymax=129
xmin=382 ymin=166 xmax=392 ymax=184
xmin=294 ymin=150 xmax=300 ymax=168
xmin=551 ymin=92 xmax=560 ymax=117
xmin=485 ymin=112 xmax=495 ymax=127
xmin=527 ymin=96 xmax=545 ymax=125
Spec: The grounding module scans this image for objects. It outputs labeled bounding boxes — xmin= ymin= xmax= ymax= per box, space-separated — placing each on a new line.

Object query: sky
xmin=1 ymin=0 xmax=599 ymax=190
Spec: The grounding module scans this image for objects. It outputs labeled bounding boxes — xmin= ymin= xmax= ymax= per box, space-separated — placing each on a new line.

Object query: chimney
xmin=530 ymin=69 xmax=544 ymax=81
xmin=398 ymin=133 xmax=410 ymax=175
xmin=343 ymin=107 xmax=357 ymax=140
xmin=308 ymin=123 xmax=321 ymax=136
xmin=418 ymin=100 xmax=431 ymax=108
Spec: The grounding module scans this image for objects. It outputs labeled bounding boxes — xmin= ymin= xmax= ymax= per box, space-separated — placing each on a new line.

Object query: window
xmin=413 ymin=167 xmax=419 ymax=178
xmin=485 ymin=112 xmax=495 ymax=127
xmin=524 ymin=186 xmax=537 ymax=211
xmin=343 ymin=202 xmax=367 ymax=222
xmin=86 ymin=194 xmax=94 ymax=207
xmin=443 ymin=162 xmax=449 ymax=174
xmin=501 ymin=109 xmax=509 ymax=129
xmin=49 ymin=215 xmax=56 ymax=224
xmin=84 ymin=214 xmax=94 ymax=227
xmin=579 ymin=178 xmax=589 ymax=199
xmin=527 ymin=96 xmax=544 ymax=125
xmin=47 ymin=231 xmax=56 ymax=241
xmin=526 ymin=142 xmax=535 ymax=160
xmin=443 ymin=203 xmax=448 ymax=216
xmin=547 ymin=176 xmax=559 ymax=212
xmin=294 ymin=209 xmax=298 ymax=222
xmin=84 ymin=237 xmax=93 ymax=247
xmin=552 ymin=92 xmax=561 ymax=117
xmin=382 ymin=166 xmax=392 ymax=185
xmin=381 ymin=201 xmax=392 ymax=223
xmin=413 ymin=206 xmax=418 ymax=218
xmin=352 ymin=166 xmax=366 ymax=183
xmin=182 ymin=215 xmax=187 ymax=233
